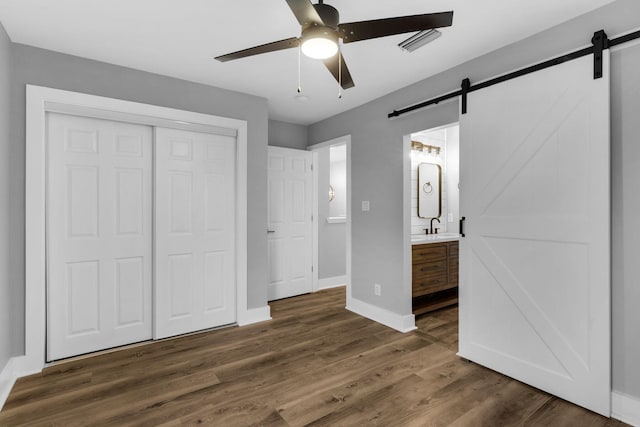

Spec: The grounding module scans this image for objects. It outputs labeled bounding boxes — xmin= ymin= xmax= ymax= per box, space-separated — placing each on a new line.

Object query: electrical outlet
xmin=374 ymin=283 xmax=381 ymax=296
xmin=448 ymin=212 xmax=454 ymax=222
xmin=362 ymin=200 xmax=370 ymax=212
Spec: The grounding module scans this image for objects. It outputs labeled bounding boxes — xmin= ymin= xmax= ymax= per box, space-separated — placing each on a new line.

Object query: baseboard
xmin=346 ymin=296 xmax=416 ymax=333
xmin=237 ymin=305 xmax=272 ymax=327
xmin=0 ymin=357 xmax=20 ymax=411
xmin=612 ymin=391 xmax=640 ymax=426
xmin=318 ymin=275 xmax=346 ymax=290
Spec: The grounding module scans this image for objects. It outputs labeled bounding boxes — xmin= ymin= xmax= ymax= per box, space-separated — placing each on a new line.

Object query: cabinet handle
xmin=267 ymin=230 xmax=275 ymax=233
xmin=460 ymin=217 xmax=466 ymax=237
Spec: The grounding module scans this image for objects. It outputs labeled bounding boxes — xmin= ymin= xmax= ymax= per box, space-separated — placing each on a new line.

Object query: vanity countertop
xmin=411 ymin=233 xmax=460 ymax=245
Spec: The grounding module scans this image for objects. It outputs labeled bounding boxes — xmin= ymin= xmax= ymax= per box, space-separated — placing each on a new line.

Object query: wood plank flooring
xmin=0 ymin=288 xmax=625 ymax=426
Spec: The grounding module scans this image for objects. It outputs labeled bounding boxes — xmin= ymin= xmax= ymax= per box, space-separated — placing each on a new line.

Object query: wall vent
xmin=398 ymin=29 xmax=442 ymax=52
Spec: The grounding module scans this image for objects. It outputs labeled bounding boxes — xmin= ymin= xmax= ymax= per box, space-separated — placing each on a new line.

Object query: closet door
xmin=47 ymin=114 xmax=153 ymax=361
xmin=154 ymin=128 xmax=237 ymax=339
xmin=458 ymin=53 xmax=610 ymax=415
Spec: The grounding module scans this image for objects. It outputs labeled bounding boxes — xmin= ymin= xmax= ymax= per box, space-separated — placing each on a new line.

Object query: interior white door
xmin=458 ymin=54 xmax=610 ymax=415
xmin=47 ymin=113 xmax=153 ymax=361
xmin=154 ymin=128 xmax=236 ymax=339
xmin=267 ymin=146 xmax=313 ymax=301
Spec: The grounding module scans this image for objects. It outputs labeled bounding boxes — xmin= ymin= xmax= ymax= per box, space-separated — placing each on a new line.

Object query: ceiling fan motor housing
xmin=312 ymin=3 xmax=339 ymax=29
xmin=301 ymin=3 xmax=339 ymax=46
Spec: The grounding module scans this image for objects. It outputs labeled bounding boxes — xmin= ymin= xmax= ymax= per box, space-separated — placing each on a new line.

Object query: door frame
xmin=308 ymin=136 xmax=351 ymax=300
xmin=23 ymin=85 xmax=249 ymax=375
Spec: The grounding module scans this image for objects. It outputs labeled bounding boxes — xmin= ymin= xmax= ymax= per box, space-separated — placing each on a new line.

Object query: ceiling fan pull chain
xmin=297 ymin=44 xmax=302 ymax=94
xmin=338 ymin=44 xmax=343 ymax=99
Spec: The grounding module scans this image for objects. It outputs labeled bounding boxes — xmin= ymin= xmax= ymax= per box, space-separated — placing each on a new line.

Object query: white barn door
xmin=47 ymin=114 xmax=153 ymax=361
xmin=154 ymin=128 xmax=237 ymax=339
xmin=267 ymin=147 xmax=313 ymax=301
xmin=458 ymin=54 xmax=610 ymax=415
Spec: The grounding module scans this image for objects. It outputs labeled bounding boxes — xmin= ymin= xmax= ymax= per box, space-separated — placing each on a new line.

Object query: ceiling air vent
xmin=398 ymin=29 xmax=442 ymax=52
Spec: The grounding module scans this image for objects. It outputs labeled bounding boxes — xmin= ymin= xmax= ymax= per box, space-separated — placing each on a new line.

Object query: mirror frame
xmin=417 ymin=162 xmax=442 ymax=219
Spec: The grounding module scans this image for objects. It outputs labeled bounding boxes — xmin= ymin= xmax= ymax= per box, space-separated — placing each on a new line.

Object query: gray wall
xmin=611 ymin=42 xmax=640 ymax=399
xmin=317 ymin=147 xmax=347 ymax=280
xmin=0 ymin=21 xmax=14 ymax=370
xmin=268 ymin=119 xmax=308 ymax=150
xmin=10 ymin=44 xmax=270 ymax=354
xmin=308 ymin=0 xmax=640 ymax=398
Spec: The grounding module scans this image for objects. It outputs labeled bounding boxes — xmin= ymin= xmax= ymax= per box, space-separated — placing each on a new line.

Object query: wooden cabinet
xmin=412 ymin=240 xmax=458 ymax=315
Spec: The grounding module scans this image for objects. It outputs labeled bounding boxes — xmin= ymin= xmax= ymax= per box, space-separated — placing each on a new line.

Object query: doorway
xmin=309 ymin=136 xmax=351 ymax=302
xmin=407 ymin=123 xmax=460 ymax=317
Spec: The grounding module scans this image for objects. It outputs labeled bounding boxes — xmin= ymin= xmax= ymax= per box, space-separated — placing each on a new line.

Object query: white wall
xmin=445 ymin=126 xmax=460 ymax=234
xmin=410 ymin=124 xmax=460 ymax=235
xmin=0 ymin=21 xmax=14 ymax=371
xmin=308 ymin=0 xmax=640 ymax=399
xmin=410 ymin=128 xmax=448 ymax=235
xmin=317 ymin=146 xmax=347 ymax=280
xmin=611 ymin=41 xmax=640 ymax=399
xmin=329 ymin=145 xmax=347 ymax=218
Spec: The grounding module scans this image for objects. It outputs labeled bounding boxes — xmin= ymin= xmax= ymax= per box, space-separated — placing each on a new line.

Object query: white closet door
xmin=154 ymin=128 xmax=236 ymax=339
xmin=47 ymin=114 xmax=153 ymax=361
xmin=267 ymin=146 xmax=313 ymax=301
xmin=459 ymin=54 xmax=610 ymax=415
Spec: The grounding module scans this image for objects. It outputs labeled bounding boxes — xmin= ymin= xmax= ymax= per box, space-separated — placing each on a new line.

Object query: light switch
xmin=361 ymin=200 xmax=370 ymax=212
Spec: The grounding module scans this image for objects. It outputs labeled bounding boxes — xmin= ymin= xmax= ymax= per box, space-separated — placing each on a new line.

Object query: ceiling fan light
xmin=301 ymin=27 xmax=338 ymax=59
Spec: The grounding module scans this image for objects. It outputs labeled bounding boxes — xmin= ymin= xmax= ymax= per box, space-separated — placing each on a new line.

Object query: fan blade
xmin=285 ymin=0 xmax=324 ymax=27
xmin=339 ymin=12 xmax=453 ymax=44
xmin=215 ymin=37 xmax=300 ymax=62
xmin=323 ymin=52 xmax=355 ymax=89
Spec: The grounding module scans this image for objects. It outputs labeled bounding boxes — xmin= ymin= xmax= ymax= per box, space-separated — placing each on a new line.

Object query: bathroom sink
xmin=411 ymin=233 xmax=460 ymax=245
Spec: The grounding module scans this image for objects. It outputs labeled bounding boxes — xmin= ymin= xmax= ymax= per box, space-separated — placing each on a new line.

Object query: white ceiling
xmin=0 ymin=0 xmax=614 ymax=125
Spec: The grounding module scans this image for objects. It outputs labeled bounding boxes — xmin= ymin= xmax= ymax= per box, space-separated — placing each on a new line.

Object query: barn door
xmin=458 ymin=53 xmax=610 ymax=415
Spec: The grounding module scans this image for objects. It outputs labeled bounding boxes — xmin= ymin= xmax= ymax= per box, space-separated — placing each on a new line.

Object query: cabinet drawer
xmin=448 ymin=243 xmax=458 ymax=285
xmin=412 ymin=243 xmax=447 ymax=263
xmin=449 ymin=266 xmax=459 ymax=286
xmin=448 ymin=257 xmax=458 ymax=273
xmin=413 ymin=273 xmax=451 ymax=297
xmin=448 ymin=241 xmax=459 ymax=256
xmin=413 ymin=259 xmax=447 ymax=279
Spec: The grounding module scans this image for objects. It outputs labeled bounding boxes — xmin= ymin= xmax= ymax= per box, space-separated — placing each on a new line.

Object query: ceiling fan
xmin=215 ymin=0 xmax=453 ymax=90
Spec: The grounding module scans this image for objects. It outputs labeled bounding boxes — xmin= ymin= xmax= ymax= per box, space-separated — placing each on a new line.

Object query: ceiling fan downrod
xmin=297 ymin=44 xmax=302 ymax=94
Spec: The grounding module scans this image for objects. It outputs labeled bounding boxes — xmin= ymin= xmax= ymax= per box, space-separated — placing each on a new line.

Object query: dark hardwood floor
xmin=0 ymin=288 xmax=625 ymax=426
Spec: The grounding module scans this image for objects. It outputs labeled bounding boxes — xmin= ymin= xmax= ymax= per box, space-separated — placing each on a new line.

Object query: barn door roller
xmin=592 ymin=30 xmax=609 ymax=80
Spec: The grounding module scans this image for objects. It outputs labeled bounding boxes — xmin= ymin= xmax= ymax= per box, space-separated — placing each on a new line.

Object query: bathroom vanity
xmin=412 ymin=233 xmax=459 ymax=315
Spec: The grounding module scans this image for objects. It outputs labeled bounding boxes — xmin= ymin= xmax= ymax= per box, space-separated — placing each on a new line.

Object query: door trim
xmin=308 ymin=136 xmax=351 ymax=302
xmin=24 ymin=85 xmax=248 ymax=375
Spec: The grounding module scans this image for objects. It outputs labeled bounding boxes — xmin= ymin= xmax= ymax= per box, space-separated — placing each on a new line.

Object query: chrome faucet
xmin=430 ymin=217 xmax=441 ymax=234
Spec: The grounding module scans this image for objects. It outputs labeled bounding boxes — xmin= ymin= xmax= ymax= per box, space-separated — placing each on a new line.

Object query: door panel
xmin=458 ymin=54 xmax=610 ymax=415
xmin=154 ymin=128 xmax=236 ymax=339
xmin=47 ymin=114 xmax=153 ymax=361
xmin=115 ymin=257 xmax=146 ymax=327
xmin=267 ymin=147 xmax=313 ymax=301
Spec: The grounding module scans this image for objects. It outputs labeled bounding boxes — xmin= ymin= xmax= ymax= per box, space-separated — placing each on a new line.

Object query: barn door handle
xmin=460 ymin=217 xmax=466 ymax=237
